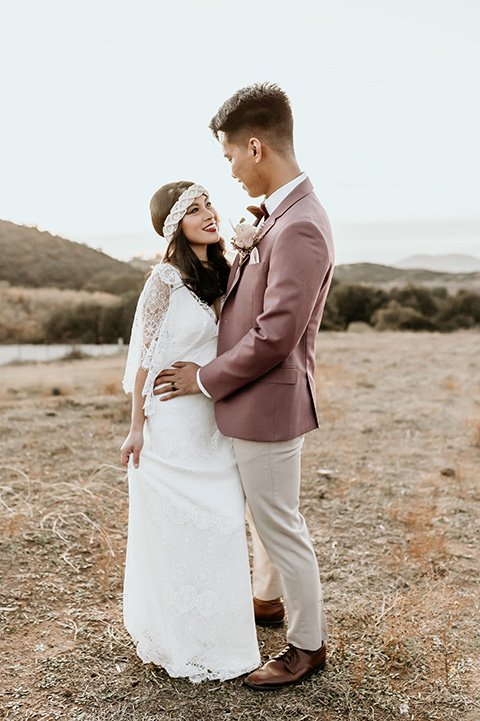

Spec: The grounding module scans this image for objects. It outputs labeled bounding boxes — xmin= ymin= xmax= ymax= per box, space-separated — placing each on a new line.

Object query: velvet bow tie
xmin=246 ymin=203 xmax=269 ymax=222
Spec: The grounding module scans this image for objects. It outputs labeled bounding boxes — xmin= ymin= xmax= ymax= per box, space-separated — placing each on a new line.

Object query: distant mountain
xmin=0 ymin=219 xmax=144 ymax=291
xmin=394 ymin=254 xmax=480 ymax=273
xmin=335 ymin=262 xmax=480 ymax=291
xmin=334 ymin=217 xmax=480 ymax=267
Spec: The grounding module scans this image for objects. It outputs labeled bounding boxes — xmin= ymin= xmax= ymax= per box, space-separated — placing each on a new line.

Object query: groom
xmin=155 ymin=82 xmax=334 ymax=690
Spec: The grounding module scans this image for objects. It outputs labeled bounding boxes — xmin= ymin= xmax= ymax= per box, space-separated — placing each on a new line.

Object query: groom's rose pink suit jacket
xmin=199 ymin=177 xmax=334 ymax=442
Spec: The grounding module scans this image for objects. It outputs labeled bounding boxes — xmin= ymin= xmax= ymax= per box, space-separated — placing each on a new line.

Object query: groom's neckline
xmin=263 ymin=172 xmax=307 ymax=217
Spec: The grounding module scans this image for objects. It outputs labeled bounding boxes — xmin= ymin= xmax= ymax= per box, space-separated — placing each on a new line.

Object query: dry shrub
xmin=103 ymin=379 xmax=121 ymax=395
xmin=0 ymin=285 xmax=119 ymax=343
xmin=0 ymin=463 xmax=127 ymax=594
xmin=315 ymin=361 xmax=348 ymax=384
xmin=466 ymin=417 xmax=480 ymax=448
xmin=50 ymin=386 xmax=71 ymax=397
xmin=111 ymin=398 xmax=131 ymax=422
xmin=387 ymin=475 xmax=448 ymax=571
xmin=332 ymin=582 xmax=468 ymax=690
xmin=444 ymin=377 xmax=462 ymax=391
xmin=450 ymin=459 xmax=479 ymax=502
xmin=315 ymin=365 xmax=347 ymax=426
xmin=329 ymin=475 xmax=358 ymax=499
xmin=402 ymin=503 xmax=446 ymax=563
xmin=4 ymin=511 xmax=26 ymax=536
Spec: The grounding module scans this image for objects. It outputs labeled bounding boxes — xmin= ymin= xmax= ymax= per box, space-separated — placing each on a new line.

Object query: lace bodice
xmin=122 ymin=264 xmax=218 ymax=415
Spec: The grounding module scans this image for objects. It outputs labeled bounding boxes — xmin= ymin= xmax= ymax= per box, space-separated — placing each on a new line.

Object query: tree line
xmin=39 ymin=280 xmax=480 ymax=344
xmin=1 ymin=277 xmax=479 ymax=345
xmin=322 ymin=281 xmax=480 ymax=331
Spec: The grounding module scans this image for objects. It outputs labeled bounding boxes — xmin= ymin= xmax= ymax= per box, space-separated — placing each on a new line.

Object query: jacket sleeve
xmin=199 ymin=220 xmax=332 ymax=401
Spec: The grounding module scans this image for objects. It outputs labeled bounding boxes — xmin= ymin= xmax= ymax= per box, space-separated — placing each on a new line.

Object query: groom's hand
xmin=153 ymin=362 xmax=201 ymax=401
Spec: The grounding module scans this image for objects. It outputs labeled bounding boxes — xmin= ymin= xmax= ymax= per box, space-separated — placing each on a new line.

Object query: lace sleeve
xmin=122 ymin=264 xmax=179 ymax=411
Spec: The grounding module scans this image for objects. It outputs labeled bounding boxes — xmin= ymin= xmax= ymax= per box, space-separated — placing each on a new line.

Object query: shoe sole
xmin=244 ymin=663 xmax=326 ymax=691
xmin=255 ymin=619 xmax=285 ymax=628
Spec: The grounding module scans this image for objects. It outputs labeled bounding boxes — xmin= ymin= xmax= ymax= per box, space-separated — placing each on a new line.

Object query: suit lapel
xmin=226 ymin=255 xmax=241 ymax=298
xmin=251 ymin=177 xmax=314 ymax=243
xmin=224 ymin=177 xmax=314 ymax=301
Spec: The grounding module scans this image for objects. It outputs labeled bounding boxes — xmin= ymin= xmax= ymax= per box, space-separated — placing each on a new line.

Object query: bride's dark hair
xmin=150 ymin=181 xmax=230 ymax=306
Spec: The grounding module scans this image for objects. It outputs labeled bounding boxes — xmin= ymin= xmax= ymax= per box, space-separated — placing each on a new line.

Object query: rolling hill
xmin=0 ymin=219 xmax=143 ymax=291
xmin=1 ymin=218 xmax=479 ymax=294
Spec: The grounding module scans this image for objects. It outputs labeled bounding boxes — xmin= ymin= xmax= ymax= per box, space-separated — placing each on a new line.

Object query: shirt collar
xmin=263 ymin=172 xmax=307 ymax=216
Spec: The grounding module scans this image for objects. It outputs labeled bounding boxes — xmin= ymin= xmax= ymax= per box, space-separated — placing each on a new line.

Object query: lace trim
xmin=154 ymin=262 xmax=184 ymax=286
xmin=123 ymin=263 xmax=219 ymax=415
xmin=139 ymin=481 xmax=242 ymax=536
xmin=195 ymin=295 xmax=219 ymax=325
xmin=122 ymin=264 xmax=180 ymax=396
xmin=165 ymin=265 xmax=219 ymax=325
xmin=149 ymin=430 xmax=224 ymax=461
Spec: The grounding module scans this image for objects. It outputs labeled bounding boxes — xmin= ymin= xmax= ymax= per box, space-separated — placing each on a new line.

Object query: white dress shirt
xmin=263 ymin=171 xmax=306 ymax=217
xmin=197 ymin=171 xmax=307 ymax=397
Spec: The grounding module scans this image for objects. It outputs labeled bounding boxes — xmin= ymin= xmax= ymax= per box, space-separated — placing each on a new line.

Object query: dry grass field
xmin=1 ymin=331 xmax=479 ymax=721
xmin=0 ymin=286 xmax=119 ymax=344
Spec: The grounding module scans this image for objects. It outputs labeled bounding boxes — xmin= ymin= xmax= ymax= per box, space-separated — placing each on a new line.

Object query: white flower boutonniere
xmin=231 ymin=219 xmax=262 ymax=267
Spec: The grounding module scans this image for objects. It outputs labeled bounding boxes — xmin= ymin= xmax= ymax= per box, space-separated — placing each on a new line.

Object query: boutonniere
xmin=230 ymin=219 xmax=262 ymax=267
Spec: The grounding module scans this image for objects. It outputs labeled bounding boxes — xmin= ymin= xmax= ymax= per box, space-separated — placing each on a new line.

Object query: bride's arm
xmin=122 ymin=265 xmax=174 ymax=413
xmin=120 ymin=366 xmax=148 ymax=468
xmin=121 ymin=267 xmax=175 ymax=465
xmin=122 ymin=265 xmax=172 ymax=379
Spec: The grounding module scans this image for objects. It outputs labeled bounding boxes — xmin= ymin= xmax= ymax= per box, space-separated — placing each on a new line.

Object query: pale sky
xmin=1 ymin=0 xmax=479 ymax=264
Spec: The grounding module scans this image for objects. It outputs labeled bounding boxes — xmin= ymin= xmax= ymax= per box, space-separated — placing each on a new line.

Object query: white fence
xmin=0 ymin=342 xmax=126 ymax=366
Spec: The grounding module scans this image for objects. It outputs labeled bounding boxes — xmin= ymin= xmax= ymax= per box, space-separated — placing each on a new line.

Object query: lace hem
xmin=138 ymin=654 xmax=258 ymax=683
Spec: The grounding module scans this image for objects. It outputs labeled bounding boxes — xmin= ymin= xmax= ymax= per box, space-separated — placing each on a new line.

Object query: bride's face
xmin=181 ymin=193 xmax=220 ymax=248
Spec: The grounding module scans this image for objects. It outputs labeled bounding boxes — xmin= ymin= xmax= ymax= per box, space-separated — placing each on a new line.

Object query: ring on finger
xmin=171 ymin=382 xmax=177 ymax=391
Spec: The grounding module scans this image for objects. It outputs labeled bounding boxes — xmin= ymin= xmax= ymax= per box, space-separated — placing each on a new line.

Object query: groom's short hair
xmin=209 ymin=82 xmax=294 ymax=154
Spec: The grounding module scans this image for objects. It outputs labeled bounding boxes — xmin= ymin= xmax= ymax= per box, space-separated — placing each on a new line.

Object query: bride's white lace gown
xmin=122 ymin=264 xmax=259 ymax=682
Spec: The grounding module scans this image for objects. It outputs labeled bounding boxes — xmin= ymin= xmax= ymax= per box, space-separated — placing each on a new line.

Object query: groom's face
xmin=219 ymin=132 xmax=263 ymax=198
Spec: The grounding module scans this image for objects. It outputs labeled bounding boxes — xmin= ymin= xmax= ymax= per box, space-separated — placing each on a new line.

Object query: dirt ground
xmin=1 ymin=331 xmax=479 ymax=721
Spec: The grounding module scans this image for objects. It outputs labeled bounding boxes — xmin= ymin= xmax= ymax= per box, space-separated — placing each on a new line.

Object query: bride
xmin=120 ymin=181 xmax=259 ymax=682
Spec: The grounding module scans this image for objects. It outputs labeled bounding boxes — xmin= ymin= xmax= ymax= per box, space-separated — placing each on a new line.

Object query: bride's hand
xmin=120 ymin=429 xmax=144 ymax=468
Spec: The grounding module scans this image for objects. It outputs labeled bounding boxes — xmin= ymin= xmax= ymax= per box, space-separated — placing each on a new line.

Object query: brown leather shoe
xmin=253 ymin=597 xmax=285 ymax=628
xmin=244 ymin=643 xmax=326 ymax=690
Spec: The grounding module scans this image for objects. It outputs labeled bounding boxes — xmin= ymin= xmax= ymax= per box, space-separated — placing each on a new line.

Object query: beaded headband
xmin=162 ymin=184 xmax=208 ymax=242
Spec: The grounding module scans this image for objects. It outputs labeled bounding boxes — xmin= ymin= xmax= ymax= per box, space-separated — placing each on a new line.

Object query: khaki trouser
xmin=233 ymin=436 xmax=328 ymax=651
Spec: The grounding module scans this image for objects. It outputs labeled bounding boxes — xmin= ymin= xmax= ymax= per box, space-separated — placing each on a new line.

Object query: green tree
xmin=390 ymin=284 xmax=438 ymax=317
xmin=373 ymin=300 xmax=436 ymax=331
xmin=328 ymin=284 xmax=387 ymax=329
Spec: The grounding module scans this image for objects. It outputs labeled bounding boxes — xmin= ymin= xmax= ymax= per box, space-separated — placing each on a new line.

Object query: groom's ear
xmin=248 ymin=137 xmax=263 ymax=163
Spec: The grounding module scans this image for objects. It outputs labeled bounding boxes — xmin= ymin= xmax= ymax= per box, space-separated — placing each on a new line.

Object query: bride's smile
xmin=181 ymin=194 xmax=220 ymax=258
